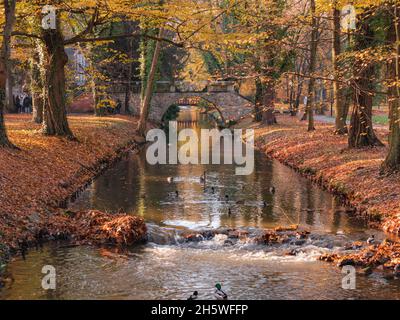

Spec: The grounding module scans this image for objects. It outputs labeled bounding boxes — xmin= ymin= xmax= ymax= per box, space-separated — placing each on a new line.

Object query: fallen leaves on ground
xmin=238 ymin=115 xmax=400 ymax=236
xmin=0 ymin=114 xmax=140 ymax=250
xmin=48 ymin=210 xmax=147 ymax=246
xmin=253 ymin=229 xmax=309 ymax=245
xmin=319 ymin=239 xmax=400 ymax=275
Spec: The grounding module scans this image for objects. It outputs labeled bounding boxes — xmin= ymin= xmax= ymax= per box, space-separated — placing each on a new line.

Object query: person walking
xmin=15 ymin=95 xmax=21 ymax=113
xmin=115 ymin=99 xmax=122 ymax=114
xmin=23 ymin=95 xmax=31 ymax=113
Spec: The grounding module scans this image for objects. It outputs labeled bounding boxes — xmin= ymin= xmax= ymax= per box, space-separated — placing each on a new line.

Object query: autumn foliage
xmin=48 ymin=210 xmax=147 ymax=246
xmin=244 ymin=115 xmax=400 ymax=235
xmin=0 ymin=114 xmax=143 ymax=249
xmin=320 ymin=239 xmax=400 ymax=273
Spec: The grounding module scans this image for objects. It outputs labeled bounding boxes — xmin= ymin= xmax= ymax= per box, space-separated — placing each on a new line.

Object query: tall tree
xmin=137 ymin=28 xmax=164 ymax=136
xmin=40 ymin=12 xmax=73 ymax=138
xmin=12 ymin=2 xmax=102 ymax=138
xmin=332 ymin=0 xmax=348 ymax=134
xmin=381 ymin=2 xmax=400 ymax=172
xmin=31 ymin=42 xmax=44 ymax=124
xmin=0 ymin=0 xmax=16 ymax=147
xmin=306 ymin=0 xmax=318 ymax=131
xmin=348 ymin=8 xmax=383 ymax=148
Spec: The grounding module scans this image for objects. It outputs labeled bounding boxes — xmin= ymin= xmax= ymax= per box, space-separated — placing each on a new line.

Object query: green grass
xmin=344 ymin=114 xmax=389 ymax=126
xmin=372 ymin=115 xmax=389 ymax=125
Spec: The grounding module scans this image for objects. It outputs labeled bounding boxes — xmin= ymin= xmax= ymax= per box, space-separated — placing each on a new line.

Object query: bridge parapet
xmin=107 ymin=81 xmax=237 ymax=95
xmin=130 ymin=91 xmax=253 ymax=123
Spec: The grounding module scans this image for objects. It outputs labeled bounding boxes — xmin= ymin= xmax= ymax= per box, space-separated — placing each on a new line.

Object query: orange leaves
xmin=383 ymin=214 xmax=400 ymax=235
xmin=250 ymin=114 xmax=400 ymax=235
xmin=101 ymin=214 xmax=147 ymax=246
xmin=0 ymin=114 xmax=139 ymax=249
xmin=47 ymin=210 xmax=147 ymax=246
xmin=321 ymin=239 xmax=400 ymax=273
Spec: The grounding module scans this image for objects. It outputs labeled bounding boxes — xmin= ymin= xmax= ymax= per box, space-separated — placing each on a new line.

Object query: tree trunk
xmin=0 ymin=0 xmax=16 ymax=147
xmin=255 ymin=77 xmax=277 ymax=124
xmin=332 ymin=3 xmax=348 ymax=134
xmin=295 ymin=79 xmax=303 ymax=111
xmin=254 ymin=77 xmax=263 ymax=122
xmin=306 ymin=0 xmax=318 ymax=131
xmin=31 ymin=43 xmax=44 ymax=124
xmin=294 ymin=57 xmax=305 ymax=113
xmin=41 ymin=20 xmax=74 ymax=138
xmin=262 ymin=81 xmax=277 ymax=124
xmin=124 ymin=39 xmax=133 ymax=115
xmin=137 ymin=28 xmax=164 ymax=136
xmin=348 ymin=10 xmax=382 ymax=148
xmin=0 ymin=76 xmax=9 ymax=146
xmin=289 ymin=81 xmax=295 ymax=115
xmin=381 ymin=5 xmax=400 ymax=172
xmin=91 ymin=77 xmax=99 ymax=116
xmin=5 ymin=67 xmax=14 ymax=113
xmin=124 ymin=24 xmax=134 ymax=115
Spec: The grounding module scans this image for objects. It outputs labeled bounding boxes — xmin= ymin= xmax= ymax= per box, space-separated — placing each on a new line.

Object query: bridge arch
xmin=172 ymin=96 xmax=225 ymax=123
xmin=130 ymin=91 xmax=254 ymax=124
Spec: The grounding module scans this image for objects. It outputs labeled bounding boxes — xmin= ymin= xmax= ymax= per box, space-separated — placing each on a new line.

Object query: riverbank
xmin=0 ymin=114 xmax=146 ymax=269
xmin=236 ymin=114 xmax=400 ymax=235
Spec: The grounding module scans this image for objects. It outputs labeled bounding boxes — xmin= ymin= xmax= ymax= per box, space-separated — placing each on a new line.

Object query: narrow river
xmin=2 ymin=116 xmax=400 ymax=300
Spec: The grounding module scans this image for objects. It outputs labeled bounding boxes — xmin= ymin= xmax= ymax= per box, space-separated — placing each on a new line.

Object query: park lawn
xmin=0 ymin=114 xmax=142 ymax=250
xmin=372 ymin=114 xmax=389 ymax=126
xmin=238 ymin=115 xmax=400 ymax=235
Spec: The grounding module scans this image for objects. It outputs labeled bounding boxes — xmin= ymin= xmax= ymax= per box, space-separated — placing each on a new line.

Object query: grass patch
xmin=372 ymin=115 xmax=389 ymax=125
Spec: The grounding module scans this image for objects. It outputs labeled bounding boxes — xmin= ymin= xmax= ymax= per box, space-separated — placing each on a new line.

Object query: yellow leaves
xmin=180 ymin=49 xmax=209 ymax=85
xmin=97 ymin=99 xmax=117 ymax=110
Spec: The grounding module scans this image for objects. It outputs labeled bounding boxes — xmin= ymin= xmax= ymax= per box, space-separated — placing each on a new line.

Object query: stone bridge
xmin=129 ymin=91 xmax=254 ymax=123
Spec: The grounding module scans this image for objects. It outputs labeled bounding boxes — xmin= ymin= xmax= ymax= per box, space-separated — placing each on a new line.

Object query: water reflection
xmin=3 ymin=114 xmax=394 ymax=301
xmin=70 ymin=124 xmax=366 ymax=234
xmin=3 ymin=243 xmax=400 ymax=300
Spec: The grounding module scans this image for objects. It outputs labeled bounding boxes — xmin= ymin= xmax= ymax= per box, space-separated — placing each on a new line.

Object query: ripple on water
xmin=2 ymin=143 xmax=399 ymax=300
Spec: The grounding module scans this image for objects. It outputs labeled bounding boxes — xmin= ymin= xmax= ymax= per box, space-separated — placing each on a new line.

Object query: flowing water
xmin=2 ymin=116 xmax=400 ymax=300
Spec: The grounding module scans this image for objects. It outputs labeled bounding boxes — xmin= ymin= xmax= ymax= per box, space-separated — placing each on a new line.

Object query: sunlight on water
xmin=2 ymin=117 xmax=399 ymax=300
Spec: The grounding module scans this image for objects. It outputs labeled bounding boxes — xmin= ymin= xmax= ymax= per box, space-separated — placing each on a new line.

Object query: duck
xmin=296 ymin=232 xmax=307 ymax=240
xmin=366 ymin=235 xmax=375 ymax=245
xmin=167 ymin=177 xmax=174 ymax=184
xmin=269 ymin=187 xmax=276 ymax=194
xmin=214 ymin=283 xmax=228 ymax=300
xmin=187 ymin=291 xmax=199 ymax=300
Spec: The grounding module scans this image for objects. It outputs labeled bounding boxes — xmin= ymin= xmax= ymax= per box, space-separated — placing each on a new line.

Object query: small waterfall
xmin=145 ymin=224 xmax=352 ymax=264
